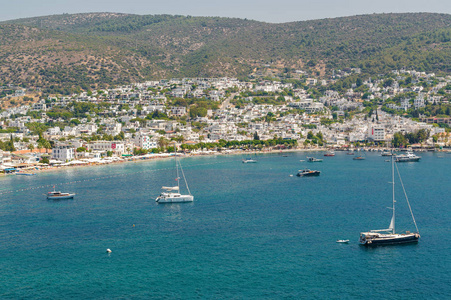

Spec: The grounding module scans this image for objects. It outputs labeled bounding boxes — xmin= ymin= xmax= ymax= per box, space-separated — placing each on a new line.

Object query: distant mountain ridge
xmin=1 ymin=12 xmax=450 ymax=94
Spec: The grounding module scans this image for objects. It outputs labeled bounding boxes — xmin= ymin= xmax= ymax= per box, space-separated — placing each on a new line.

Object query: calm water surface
xmin=0 ymin=151 xmax=450 ymax=299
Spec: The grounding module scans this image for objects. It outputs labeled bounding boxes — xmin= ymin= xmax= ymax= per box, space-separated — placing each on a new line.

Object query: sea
xmin=0 ymin=151 xmax=450 ymax=299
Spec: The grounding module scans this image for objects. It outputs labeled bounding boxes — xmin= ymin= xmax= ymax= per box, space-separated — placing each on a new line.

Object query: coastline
xmin=1 ymin=147 xmax=325 ymax=177
xmin=2 ymin=146 xmax=448 ymax=177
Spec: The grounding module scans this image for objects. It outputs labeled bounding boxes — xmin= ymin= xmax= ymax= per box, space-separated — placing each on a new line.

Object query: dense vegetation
xmin=392 ymin=129 xmax=430 ymax=147
xmin=1 ymin=12 xmax=451 ymax=94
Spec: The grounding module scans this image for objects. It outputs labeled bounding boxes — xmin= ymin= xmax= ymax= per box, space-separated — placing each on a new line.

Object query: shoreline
xmin=1 ymin=146 xmax=448 ymax=177
xmin=1 ymin=147 xmax=324 ymax=176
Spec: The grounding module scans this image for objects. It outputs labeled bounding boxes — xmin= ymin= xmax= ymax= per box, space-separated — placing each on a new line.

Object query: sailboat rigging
xmin=156 ymin=146 xmax=193 ymax=204
xmin=359 ymin=155 xmax=420 ymax=246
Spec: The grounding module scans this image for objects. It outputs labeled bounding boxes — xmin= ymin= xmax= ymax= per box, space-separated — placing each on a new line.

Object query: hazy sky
xmin=2 ymin=0 xmax=451 ymax=23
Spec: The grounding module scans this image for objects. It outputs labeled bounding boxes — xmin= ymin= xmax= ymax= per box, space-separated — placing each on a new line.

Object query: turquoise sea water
xmin=0 ymin=151 xmax=450 ymax=299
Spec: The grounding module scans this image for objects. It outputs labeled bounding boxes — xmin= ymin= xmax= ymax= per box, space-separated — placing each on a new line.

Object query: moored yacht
xmin=359 ymin=157 xmax=420 ymax=246
xmin=307 ymin=156 xmax=323 ymax=162
xmin=324 ymin=151 xmax=335 ymax=157
xmin=359 ymin=231 xmax=420 ymax=246
xmin=156 ymin=186 xmax=194 ymax=203
xmin=47 ymin=186 xmax=75 ymax=200
xmin=296 ymin=168 xmax=320 ymax=177
xmin=242 ymin=158 xmax=257 ymax=163
xmin=395 ymin=151 xmax=420 ymax=162
xmin=156 ymin=148 xmax=193 ymax=204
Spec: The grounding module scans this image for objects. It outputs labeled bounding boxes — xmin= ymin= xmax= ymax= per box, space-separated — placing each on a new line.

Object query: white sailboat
xmin=359 ymin=156 xmax=420 ymax=246
xmin=156 ymin=148 xmax=193 ymax=204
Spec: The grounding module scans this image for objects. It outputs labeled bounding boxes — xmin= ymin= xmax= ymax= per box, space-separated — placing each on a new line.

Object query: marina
xmin=0 ymin=151 xmax=449 ymax=298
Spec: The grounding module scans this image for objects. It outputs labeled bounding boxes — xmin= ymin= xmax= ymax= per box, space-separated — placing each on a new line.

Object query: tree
xmin=42 ymin=140 xmax=51 ymax=153
xmin=356 ymin=78 xmax=362 ymax=87
xmin=158 ymin=137 xmax=169 ymax=150
xmin=70 ymin=119 xmax=81 ymax=126
xmin=316 ymin=131 xmax=323 ymax=141
xmin=392 ymin=132 xmax=408 ymax=148
xmin=174 ymin=135 xmax=185 ymax=143
xmin=28 ymin=144 xmax=34 ymax=151
xmin=253 ymin=131 xmax=260 ymax=140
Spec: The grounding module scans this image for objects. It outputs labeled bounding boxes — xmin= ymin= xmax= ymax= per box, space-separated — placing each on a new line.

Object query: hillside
xmin=1 ymin=12 xmax=451 ymax=95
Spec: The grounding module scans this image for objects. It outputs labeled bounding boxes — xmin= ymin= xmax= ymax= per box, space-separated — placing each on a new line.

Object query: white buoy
xmin=106 ymin=248 xmax=112 ymax=253
xmin=289 ymin=174 xmax=293 ymax=177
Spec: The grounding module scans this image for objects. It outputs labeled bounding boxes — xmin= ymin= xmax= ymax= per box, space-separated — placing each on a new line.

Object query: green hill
xmin=1 ymin=12 xmax=451 ymax=95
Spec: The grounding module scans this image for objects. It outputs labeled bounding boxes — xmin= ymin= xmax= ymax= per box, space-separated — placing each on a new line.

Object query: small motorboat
xmin=296 ymin=168 xmax=320 ymax=177
xmin=242 ymin=158 xmax=257 ymax=163
xmin=47 ymin=186 xmax=75 ymax=200
xmin=324 ymin=151 xmax=335 ymax=157
xmin=307 ymin=157 xmax=323 ymax=162
xmin=336 ymin=239 xmax=349 ymax=243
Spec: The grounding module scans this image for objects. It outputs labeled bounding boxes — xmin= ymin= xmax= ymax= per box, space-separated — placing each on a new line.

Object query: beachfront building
xmin=133 ymin=134 xmax=157 ymax=150
xmin=367 ymin=126 xmax=386 ymax=141
xmin=86 ymin=141 xmax=125 ymax=155
xmin=52 ymin=145 xmax=75 ymax=162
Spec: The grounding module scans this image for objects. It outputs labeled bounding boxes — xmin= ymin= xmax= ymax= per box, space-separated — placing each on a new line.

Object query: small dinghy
xmin=336 ymin=239 xmax=349 ymax=243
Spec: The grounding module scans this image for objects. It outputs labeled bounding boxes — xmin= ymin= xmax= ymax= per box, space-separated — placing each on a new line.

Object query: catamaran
xmin=156 ymin=150 xmax=193 ymax=204
xmin=359 ymin=156 xmax=420 ymax=246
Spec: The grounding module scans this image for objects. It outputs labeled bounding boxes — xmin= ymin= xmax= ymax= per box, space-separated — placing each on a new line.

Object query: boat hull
xmin=395 ymin=158 xmax=420 ymax=162
xmin=156 ymin=195 xmax=194 ymax=203
xmin=297 ymin=171 xmax=320 ymax=177
xmin=47 ymin=194 xmax=75 ymax=200
xmin=360 ymin=233 xmax=420 ymax=246
xmin=307 ymin=157 xmax=323 ymax=162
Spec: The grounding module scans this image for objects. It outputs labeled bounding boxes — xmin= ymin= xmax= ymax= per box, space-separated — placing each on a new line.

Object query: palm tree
xmin=176 ymin=135 xmax=185 ymax=144
xmin=158 ymin=136 xmax=169 ymax=151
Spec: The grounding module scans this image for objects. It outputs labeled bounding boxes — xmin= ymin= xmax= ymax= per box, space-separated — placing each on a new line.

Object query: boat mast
xmin=175 ymin=144 xmax=180 ymax=190
xmin=391 ymin=155 xmax=396 ymax=234
xmin=395 ymin=160 xmax=420 ymax=234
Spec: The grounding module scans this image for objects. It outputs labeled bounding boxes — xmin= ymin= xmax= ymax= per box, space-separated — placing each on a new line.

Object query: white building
xmin=367 ymin=126 xmax=386 ymax=141
xmin=52 ymin=145 xmax=75 ymax=162
xmin=86 ymin=141 xmax=125 ymax=155
xmin=32 ymin=101 xmax=47 ymax=111
xmin=133 ymin=134 xmax=157 ymax=150
xmin=414 ymin=94 xmax=425 ymax=109
xmin=400 ymin=99 xmax=411 ymax=111
xmin=170 ymin=107 xmax=187 ymax=117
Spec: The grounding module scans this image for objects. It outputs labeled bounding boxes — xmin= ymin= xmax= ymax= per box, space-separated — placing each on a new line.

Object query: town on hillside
xmin=1 ymin=69 xmax=450 ymax=172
